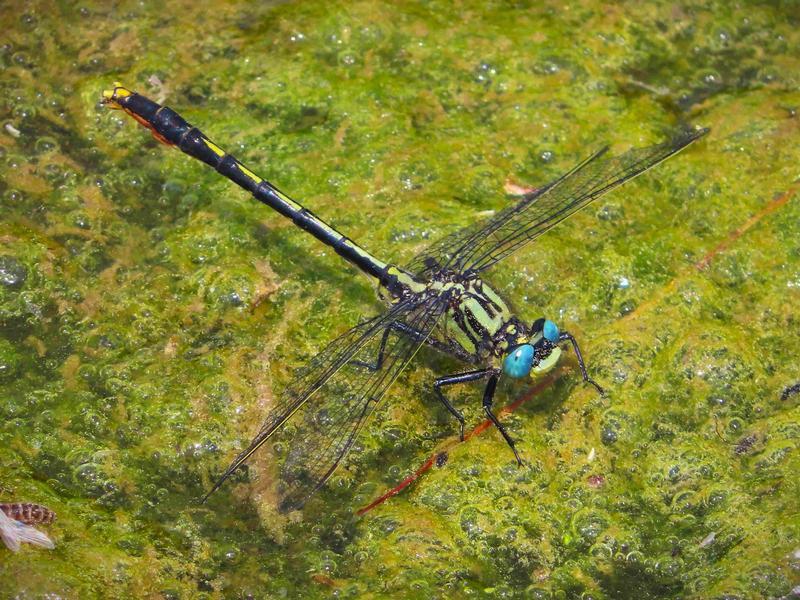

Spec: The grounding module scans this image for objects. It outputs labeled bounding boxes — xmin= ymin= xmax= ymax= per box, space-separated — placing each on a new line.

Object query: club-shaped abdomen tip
xmin=102 ymin=83 xmax=132 ymax=106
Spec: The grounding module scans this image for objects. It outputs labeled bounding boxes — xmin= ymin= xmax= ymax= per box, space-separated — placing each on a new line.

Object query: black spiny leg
xmin=481 ymin=371 xmax=523 ymax=465
xmin=353 ymin=326 xmax=394 ymax=371
xmin=558 ymin=331 xmax=605 ymax=395
xmin=355 ymin=321 xmax=476 ymax=371
xmin=433 ymin=369 xmax=493 ymax=440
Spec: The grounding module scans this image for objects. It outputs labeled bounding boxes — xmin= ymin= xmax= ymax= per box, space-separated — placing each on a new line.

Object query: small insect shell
xmin=0 ymin=503 xmax=56 ymax=525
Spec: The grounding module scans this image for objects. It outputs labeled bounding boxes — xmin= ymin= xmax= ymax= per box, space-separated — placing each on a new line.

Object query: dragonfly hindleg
xmin=354 ymin=320 xmax=473 ymax=371
xmin=352 ymin=325 xmax=396 ymax=372
xmin=481 ymin=371 xmax=523 ymax=465
xmin=558 ymin=331 xmax=605 ymax=395
xmin=433 ymin=368 xmax=494 ymax=440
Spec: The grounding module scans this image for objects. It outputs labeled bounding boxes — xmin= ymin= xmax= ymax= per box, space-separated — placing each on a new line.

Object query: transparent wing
xmin=277 ymin=298 xmax=446 ymax=511
xmin=403 ymin=180 xmax=560 ymax=279
xmin=206 ymin=297 xmax=446 ymax=511
xmin=406 ymin=127 xmax=708 ymax=276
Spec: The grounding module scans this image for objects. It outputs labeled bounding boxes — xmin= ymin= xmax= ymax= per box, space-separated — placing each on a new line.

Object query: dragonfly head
xmin=502 ymin=343 xmax=535 ymax=378
xmin=501 ymin=317 xmax=562 ymax=378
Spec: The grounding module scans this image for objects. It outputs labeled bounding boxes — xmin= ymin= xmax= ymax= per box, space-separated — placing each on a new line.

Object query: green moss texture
xmin=1 ymin=1 xmax=799 ymax=597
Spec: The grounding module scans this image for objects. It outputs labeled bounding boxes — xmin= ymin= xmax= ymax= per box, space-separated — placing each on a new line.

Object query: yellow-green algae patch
xmin=1 ymin=0 xmax=799 ymax=597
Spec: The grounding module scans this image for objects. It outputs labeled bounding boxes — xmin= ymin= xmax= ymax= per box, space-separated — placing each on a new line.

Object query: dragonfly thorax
xmin=427 ymin=270 xmax=563 ymax=377
xmin=425 ymin=272 xmax=520 ymax=357
xmin=385 ymin=265 xmax=563 ymax=376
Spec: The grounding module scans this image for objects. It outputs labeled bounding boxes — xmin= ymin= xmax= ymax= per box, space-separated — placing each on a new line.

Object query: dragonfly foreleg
xmin=558 ymin=331 xmax=605 ymax=395
xmin=481 ymin=371 xmax=523 ymax=466
xmin=433 ymin=368 xmax=493 ymax=440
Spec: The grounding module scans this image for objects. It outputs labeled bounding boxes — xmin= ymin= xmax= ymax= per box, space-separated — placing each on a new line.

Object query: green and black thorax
xmin=389 ymin=264 xmax=558 ymax=368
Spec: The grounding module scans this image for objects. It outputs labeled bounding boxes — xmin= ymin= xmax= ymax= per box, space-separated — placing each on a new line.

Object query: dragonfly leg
xmin=558 ymin=331 xmax=605 ymax=395
xmin=390 ymin=321 xmax=476 ymax=363
xmin=482 ymin=371 xmax=523 ymax=466
xmin=352 ymin=326 xmax=394 ymax=371
xmin=433 ymin=368 xmax=493 ymax=440
xmin=355 ymin=321 xmax=474 ymax=371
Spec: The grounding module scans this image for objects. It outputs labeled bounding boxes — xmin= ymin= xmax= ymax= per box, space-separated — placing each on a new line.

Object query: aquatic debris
xmin=311 ymin=573 xmax=337 ymax=587
xmin=0 ymin=502 xmax=56 ymax=525
xmin=622 ymin=78 xmax=672 ymax=98
xmin=503 ymin=180 xmax=538 ymax=196
xmin=781 ymin=383 xmax=800 ymax=401
xmin=587 ymin=474 xmax=605 ymax=488
xmin=0 ymin=255 xmax=28 ymax=289
xmin=733 ymin=433 xmax=758 ymax=455
xmin=0 ymin=503 xmax=56 ymax=552
xmin=4 ymin=122 xmax=21 ymax=138
xmin=699 ymin=531 xmax=716 ymax=548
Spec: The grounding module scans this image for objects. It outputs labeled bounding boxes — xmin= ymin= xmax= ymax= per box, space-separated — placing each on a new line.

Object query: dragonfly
xmin=103 ymin=84 xmax=707 ymax=512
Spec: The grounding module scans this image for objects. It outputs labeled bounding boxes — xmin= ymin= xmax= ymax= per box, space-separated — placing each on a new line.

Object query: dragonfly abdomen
xmin=103 ymin=85 xmax=393 ymax=285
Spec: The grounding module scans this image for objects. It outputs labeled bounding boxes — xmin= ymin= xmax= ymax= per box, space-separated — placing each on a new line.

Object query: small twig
xmin=358 ymin=371 xmax=562 ymax=515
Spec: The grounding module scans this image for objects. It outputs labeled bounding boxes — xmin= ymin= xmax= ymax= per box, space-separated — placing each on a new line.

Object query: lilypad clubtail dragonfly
xmin=103 ymin=84 xmax=707 ymax=512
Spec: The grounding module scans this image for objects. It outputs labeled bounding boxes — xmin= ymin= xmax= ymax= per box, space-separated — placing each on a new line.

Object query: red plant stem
xmin=357 ymin=456 xmax=437 ymax=516
xmin=358 ymin=372 xmax=561 ymax=516
xmin=695 ymin=186 xmax=796 ymax=270
xmin=359 ymin=183 xmax=798 ymax=516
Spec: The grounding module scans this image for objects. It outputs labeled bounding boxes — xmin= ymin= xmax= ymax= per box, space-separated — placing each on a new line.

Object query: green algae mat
xmin=2 ymin=1 xmax=799 ymax=598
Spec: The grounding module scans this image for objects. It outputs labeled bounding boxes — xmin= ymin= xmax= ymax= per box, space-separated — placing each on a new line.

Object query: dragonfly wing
xmin=403 ymin=180 xmax=559 ymax=279
xmin=277 ymin=297 xmax=446 ymax=511
xmin=205 ymin=297 xmax=446 ymax=511
xmin=406 ymin=127 xmax=708 ymax=275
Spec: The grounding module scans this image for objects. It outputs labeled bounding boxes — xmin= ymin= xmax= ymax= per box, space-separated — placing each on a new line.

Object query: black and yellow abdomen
xmin=102 ymin=85 xmax=406 ymax=292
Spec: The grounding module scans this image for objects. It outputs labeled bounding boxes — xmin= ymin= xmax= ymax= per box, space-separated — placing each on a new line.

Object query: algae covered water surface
xmin=2 ymin=1 xmax=799 ymax=597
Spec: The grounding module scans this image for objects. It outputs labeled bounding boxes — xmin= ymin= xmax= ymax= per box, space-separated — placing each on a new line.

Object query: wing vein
xmin=404 ymin=127 xmax=707 ymax=277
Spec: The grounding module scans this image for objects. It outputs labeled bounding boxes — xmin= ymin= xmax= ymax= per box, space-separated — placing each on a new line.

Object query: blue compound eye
xmin=543 ymin=319 xmax=559 ymax=343
xmin=503 ymin=344 xmax=534 ymax=378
